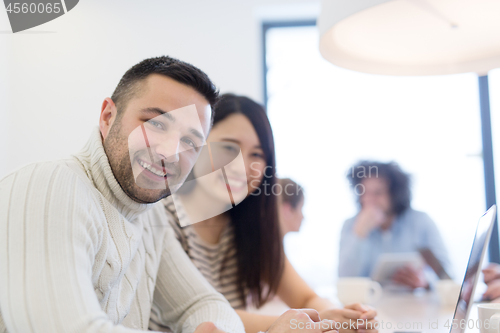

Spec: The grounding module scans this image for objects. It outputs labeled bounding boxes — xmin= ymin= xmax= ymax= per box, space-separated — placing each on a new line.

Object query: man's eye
xmin=182 ymin=138 xmax=197 ymax=149
xmin=148 ymin=120 xmax=164 ymax=130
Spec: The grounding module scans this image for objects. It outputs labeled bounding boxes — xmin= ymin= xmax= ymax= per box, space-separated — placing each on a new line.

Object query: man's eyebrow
xmin=140 ymin=107 xmax=175 ymax=122
xmin=190 ymin=129 xmax=205 ymax=141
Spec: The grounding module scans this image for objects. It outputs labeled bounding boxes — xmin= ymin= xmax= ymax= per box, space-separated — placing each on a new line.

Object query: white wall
xmin=0 ymin=0 xmax=319 ymax=178
xmin=0 ymin=36 xmax=8 ymax=178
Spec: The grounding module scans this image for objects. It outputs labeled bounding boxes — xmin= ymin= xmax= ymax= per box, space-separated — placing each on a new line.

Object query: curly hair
xmin=347 ymin=160 xmax=411 ymax=215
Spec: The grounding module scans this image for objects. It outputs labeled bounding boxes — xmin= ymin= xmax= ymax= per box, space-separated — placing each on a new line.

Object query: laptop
xmin=394 ymin=205 xmax=496 ymax=333
xmin=449 ymin=205 xmax=497 ymax=333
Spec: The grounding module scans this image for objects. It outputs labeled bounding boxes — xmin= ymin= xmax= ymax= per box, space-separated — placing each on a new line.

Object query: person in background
xmin=482 ymin=263 xmax=500 ymax=301
xmin=339 ymin=160 xmax=450 ymax=289
xmin=157 ymin=94 xmax=377 ymax=333
xmin=278 ymin=178 xmax=305 ymax=237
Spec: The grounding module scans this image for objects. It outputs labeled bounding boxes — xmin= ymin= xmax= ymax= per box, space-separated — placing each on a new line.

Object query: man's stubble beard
xmin=103 ymin=118 xmax=172 ymax=204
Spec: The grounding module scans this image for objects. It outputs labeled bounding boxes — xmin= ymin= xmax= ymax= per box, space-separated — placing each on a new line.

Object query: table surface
xmin=249 ymin=289 xmax=480 ymax=333
xmin=370 ymin=290 xmax=478 ymax=333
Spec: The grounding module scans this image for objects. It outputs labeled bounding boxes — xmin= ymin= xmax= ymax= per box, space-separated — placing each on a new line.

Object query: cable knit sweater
xmin=0 ymin=127 xmax=245 ymax=333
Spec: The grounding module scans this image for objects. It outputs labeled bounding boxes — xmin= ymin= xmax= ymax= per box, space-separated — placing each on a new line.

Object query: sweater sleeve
xmin=338 ymin=217 xmax=372 ymax=277
xmin=0 ymin=163 xmax=149 ymax=333
xmin=150 ymin=224 xmax=245 ymax=333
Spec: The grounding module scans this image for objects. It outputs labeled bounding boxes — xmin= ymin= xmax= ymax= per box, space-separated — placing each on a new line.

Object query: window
xmin=264 ymin=22 xmax=487 ymax=293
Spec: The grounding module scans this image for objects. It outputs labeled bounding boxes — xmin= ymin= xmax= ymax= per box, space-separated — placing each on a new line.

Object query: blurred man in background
xmin=339 ymin=161 xmax=450 ymax=289
xmin=278 ymin=178 xmax=305 ymax=237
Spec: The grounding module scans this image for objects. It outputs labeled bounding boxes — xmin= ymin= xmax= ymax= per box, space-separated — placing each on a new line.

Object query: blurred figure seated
xmin=339 ymin=160 xmax=450 ymax=289
xmin=278 ymin=178 xmax=305 ymax=237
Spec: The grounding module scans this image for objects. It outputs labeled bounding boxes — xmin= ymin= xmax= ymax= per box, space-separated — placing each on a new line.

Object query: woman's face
xmin=193 ymin=113 xmax=267 ymax=204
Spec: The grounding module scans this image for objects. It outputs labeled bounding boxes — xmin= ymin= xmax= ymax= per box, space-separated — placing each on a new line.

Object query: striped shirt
xmin=163 ymin=197 xmax=246 ymax=310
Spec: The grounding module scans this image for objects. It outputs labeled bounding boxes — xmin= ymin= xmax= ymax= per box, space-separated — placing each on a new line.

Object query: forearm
xmin=154 ymin=226 xmax=245 ymax=333
xmin=303 ymin=296 xmax=338 ymax=312
xmin=235 ymin=310 xmax=279 ymax=333
xmin=353 ymin=222 xmax=371 ymax=238
xmin=178 ymin=294 xmax=246 ymax=333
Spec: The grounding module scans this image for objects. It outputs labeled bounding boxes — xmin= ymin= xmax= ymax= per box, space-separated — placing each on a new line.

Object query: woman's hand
xmin=483 ymin=263 xmax=500 ymax=284
xmin=193 ymin=322 xmax=227 ymax=333
xmin=483 ymin=279 xmax=500 ymax=301
xmin=392 ymin=266 xmax=428 ymax=289
xmin=319 ymin=304 xmax=378 ymax=333
xmin=267 ymin=309 xmax=337 ymax=333
xmin=353 ymin=206 xmax=386 ymax=238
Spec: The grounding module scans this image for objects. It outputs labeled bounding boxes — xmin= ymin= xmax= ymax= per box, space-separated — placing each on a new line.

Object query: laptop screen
xmin=450 ymin=205 xmax=497 ymax=333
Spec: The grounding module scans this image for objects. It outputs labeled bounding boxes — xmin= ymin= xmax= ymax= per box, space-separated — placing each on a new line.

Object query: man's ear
xmin=100 ymin=97 xmax=118 ymax=140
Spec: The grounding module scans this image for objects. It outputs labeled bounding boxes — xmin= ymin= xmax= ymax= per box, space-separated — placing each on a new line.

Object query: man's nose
xmin=155 ymin=136 xmax=180 ymax=163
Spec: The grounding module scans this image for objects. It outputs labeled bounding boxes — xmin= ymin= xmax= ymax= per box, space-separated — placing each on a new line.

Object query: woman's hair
xmin=278 ymin=178 xmax=304 ymax=209
xmin=346 ymin=160 xmax=411 ymax=215
xmin=215 ymin=93 xmax=284 ymax=308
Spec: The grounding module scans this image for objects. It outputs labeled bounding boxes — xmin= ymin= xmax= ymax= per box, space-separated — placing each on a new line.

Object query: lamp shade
xmin=318 ymin=0 xmax=500 ymax=76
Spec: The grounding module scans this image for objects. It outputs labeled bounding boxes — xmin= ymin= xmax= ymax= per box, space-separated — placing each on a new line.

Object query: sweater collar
xmin=73 ymin=127 xmax=153 ymax=221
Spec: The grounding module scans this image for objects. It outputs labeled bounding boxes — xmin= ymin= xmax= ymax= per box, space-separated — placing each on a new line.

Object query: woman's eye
xmin=253 ymin=152 xmax=265 ymax=159
xmin=224 ymin=145 xmax=237 ymax=152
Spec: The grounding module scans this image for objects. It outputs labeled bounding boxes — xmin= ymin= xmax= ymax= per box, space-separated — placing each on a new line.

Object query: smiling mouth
xmin=225 ymin=177 xmax=247 ymax=191
xmin=138 ymin=158 xmax=172 ymax=178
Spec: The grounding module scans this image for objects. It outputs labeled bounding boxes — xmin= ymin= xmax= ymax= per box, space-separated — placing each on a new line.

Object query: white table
xmin=373 ymin=290 xmax=479 ymax=333
xmin=248 ymin=289 xmax=481 ymax=333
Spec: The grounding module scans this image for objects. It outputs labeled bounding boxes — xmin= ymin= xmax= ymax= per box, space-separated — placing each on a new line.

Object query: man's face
xmin=101 ymin=74 xmax=212 ymax=204
xmin=359 ymin=177 xmax=393 ymax=214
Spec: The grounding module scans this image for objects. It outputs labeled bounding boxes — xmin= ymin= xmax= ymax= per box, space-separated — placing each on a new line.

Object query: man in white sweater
xmin=0 ymin=56 xmax=337 ymax=333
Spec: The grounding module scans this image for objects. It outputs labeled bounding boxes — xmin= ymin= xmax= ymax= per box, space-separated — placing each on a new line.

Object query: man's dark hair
xmin=111 ymin=56 xmax=219 ymax=119
xmin=347 ymin=160 xmax=411 ymax=215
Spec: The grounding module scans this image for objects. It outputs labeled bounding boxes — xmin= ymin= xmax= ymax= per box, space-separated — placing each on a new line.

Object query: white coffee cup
xmin=478 ymin=303 xmax=500 ymax=333
xmin=435 ymin=279 xmax=461 ymax=307
xmin=336 ymin=277 xmax=383 ymax=305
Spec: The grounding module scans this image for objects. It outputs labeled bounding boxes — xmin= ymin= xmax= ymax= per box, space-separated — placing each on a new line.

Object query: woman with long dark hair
xmin=157 ymin=94 xmax=377 ymax=333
